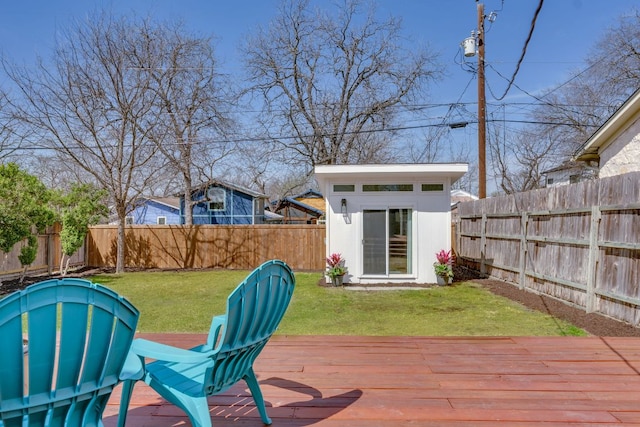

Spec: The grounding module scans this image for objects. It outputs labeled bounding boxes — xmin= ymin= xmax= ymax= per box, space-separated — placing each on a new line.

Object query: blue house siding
xmin=183 ymin=184 xmax=265 ymax=225
xmin=131 ymin=199 xmax=180 ymax=225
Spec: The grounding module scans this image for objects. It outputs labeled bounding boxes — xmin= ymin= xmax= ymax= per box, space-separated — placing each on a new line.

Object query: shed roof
xmin=314 ymin=163 xmax=468 ymax=186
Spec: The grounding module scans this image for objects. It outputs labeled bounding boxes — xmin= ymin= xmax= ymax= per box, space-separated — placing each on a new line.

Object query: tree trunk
xmin=116 ymin=219 xmax=125 ymax=273
xmin=59 ymin=254 xmax=66 ymax=276
xmin=183 ymin=188 xmax=193 ymax=225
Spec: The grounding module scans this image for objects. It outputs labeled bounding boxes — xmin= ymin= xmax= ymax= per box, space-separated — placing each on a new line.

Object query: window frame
xmin=207 ymin=187 xmax=226 ymax=211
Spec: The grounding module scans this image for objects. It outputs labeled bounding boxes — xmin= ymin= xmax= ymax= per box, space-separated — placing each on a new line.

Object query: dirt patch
xmin=0 ymin=267 xmax=111 ymax=297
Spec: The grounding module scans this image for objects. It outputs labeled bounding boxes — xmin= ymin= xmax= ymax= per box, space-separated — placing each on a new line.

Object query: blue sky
xmin=1 ymin=0 xmax=638 ymax=189
xmin=2 ymin=1 xmax=637 ymax=100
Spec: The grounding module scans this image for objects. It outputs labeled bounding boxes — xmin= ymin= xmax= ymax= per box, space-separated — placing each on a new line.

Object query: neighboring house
xmin=315 ymin=163 xmax=468 ymax=285
xmin=264 ymin=209 xmax=284 ymax=223
xmin=183 ymin=180 xmax=268 ymax=225
xmin=271 ymin=189 xmax=325 ymax=224
xmin=127 ymin=197 xmax=181 ymax=225
xmin=450 ymin=189 xmax=478 ymax=206
xmin=450 ymin=189 xmax=478 ymax=222
xmin=573 ymin=88 xmax=640 ymax=178
xmin=542 ymin=161 xmax=597 ymax=187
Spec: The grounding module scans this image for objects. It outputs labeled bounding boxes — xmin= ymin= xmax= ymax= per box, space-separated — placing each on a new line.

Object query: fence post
xmin=480 ymin=213 xmax=487 ymax=276
xmin=585 ymin=205 xmax=601 ymax=313
xmin=518 ymin=212 xmax=528 ymax=290
xmin=47 ymin=232 xmax=55 ymax=274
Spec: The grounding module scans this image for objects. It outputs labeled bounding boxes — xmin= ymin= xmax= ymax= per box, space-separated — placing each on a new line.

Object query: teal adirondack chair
xmin=118 ymin=259 xmax=296 ymax=427
xmin=0 ymin=278 xmax=141 ymax=427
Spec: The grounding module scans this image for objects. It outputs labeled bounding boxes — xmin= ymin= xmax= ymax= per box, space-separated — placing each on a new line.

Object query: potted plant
xmin=326 ymin=253 xmax=348 ymax=286
xmin=433 ymin=249 xmax=454 ymax=285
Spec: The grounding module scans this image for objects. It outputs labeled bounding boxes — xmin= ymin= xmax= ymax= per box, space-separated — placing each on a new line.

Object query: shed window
xmin=362 ymin=184 xmax=413 ymax=192
xmin=421 ymin=183 xmax=444 ymax=192
xmin=207 ymin=187 xmax=226 ymax=211
xmin=333 ymin=184 xmax=355 ymax=192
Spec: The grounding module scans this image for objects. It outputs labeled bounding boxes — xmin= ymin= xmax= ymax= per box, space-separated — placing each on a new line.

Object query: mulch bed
xmin=474 ymin=278 xmax=640 ymax=337
xmin=451 ymin=265 xmax=640 ymax=337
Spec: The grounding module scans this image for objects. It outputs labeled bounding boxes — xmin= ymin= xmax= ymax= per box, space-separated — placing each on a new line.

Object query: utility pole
xmin=477 ymin=2 xmax=487 ymax=199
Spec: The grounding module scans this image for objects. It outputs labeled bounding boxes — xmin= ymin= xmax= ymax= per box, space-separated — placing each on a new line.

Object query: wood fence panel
xmin=0 ymin=223 xmax=86 ymax=281
xmin=86 ymin=225 xmax=326 ymax=272
xmin=456 ymin=171 xmax=640 ymax=326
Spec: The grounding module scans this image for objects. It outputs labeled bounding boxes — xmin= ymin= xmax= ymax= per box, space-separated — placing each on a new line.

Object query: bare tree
xmin=489 ymin=125 xmax=558 ymax=194
xmin=4 ymin=13 xmax=163 ymax=273
xmin=131 ymin=21 xmax=236 ymax=224
xmin=241 ymin=0 xmax=441 ymax=168
xmin=487 ymin=9 xmax=639 ymax=194
xmin=0 ymin=88 xmax=23 ymax=162
xmin=532 ymin=9 xmax=640 ymax=155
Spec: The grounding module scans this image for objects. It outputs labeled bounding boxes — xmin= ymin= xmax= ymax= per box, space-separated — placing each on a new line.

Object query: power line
xmin=417 ymin=74 xmax=476 ymax=161
xmin=13 ymin=116 xmax=600 ymax=153
xmin=492 ymin=0 xmax=545 ymax=101
xmin=487 ymin=63 xmax=603 ymax=120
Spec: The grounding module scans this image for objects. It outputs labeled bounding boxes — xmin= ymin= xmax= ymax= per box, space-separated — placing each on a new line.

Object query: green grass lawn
xmin=92 ymin=270 xmax=586 ymax=336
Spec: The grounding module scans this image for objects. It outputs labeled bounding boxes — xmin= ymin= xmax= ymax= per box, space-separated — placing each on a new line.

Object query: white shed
xmin=315 ymin=163 xmax=468 ymax=285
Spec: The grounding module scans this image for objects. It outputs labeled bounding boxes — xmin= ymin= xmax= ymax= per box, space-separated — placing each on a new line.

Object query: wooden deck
xmin=105 ymin=334 xmax=640 ymax=426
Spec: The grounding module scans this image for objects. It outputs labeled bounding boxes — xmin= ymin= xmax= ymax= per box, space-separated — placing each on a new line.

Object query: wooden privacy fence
xmin=87 ymin=224 xmax=326 ymax=271
xmin=0 ymin=223 xmax=85 ymax=281
xmin=456 ymin=172 xmax=640 ymax=326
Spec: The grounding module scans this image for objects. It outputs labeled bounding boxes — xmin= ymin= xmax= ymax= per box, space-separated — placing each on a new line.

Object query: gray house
xmin=542 ymin=161 xmax=596 ymax=187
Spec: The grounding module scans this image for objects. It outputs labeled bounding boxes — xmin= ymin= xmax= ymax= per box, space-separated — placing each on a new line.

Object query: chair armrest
xmin=207 ymin=315 xmax=225 ymax=349
xmin=131 ymin=338 xmax=215 ymax=364
xmin=119 ymin=348 xmax=145 ymax=381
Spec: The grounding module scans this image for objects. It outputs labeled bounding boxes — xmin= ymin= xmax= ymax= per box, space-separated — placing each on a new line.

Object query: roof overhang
xmin=185 ymin=179 xmax=268 ymax=199
xmin=314 ymin=163 xmax=469 ymax=189
xmin=574 ymin=89 xmax=640 ymax=162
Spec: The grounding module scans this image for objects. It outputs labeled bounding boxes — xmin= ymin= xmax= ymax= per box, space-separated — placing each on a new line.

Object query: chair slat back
xmin=0 ymin=278 xmax=139 ymax=427
xmin=207 ymin=260 xmax=295 ymax=393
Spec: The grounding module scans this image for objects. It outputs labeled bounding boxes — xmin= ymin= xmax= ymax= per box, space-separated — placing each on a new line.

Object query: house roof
xmin=186 ymin=179 xmax=268 ymax=198
xmin=139 ymin=197 xmax=180 ymax=210
xmin=293 ymin=189 xmax=323 ymax=199
xmin=541 ymin=161 xmax=593 ymax=175
xmin=272 ymin=197 xmax=324 ymax=216
xmin=573 ymin=88 xmax=640 ymax=162
xmin=450 ymin=189 xmax=478 ymax=204
xmin=264 ymin=210 xmax=284 ymax=221
xmin=282 ymin=197 xmax=324 ymax=216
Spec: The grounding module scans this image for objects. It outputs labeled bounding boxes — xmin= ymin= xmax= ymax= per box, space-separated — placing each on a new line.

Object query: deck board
xmin=104 ymin=335 xmax=640 ymax=426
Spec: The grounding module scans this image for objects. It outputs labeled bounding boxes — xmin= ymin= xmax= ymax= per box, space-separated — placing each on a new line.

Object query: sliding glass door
xmin=363 ymin=208 xmax=412 ymax=275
